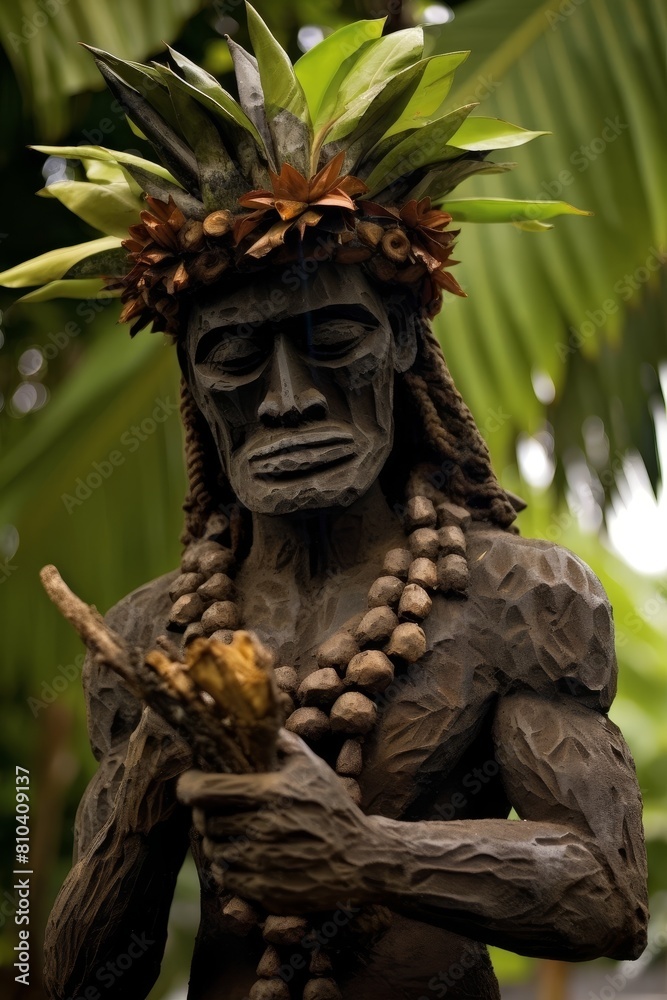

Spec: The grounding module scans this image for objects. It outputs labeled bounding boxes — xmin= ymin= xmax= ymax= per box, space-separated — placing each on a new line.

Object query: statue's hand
xmin=177 ymin=731 xmax=377 ymax=913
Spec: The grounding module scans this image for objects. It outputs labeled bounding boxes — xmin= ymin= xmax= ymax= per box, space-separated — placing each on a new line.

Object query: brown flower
xmin=235 ymin=151 xmax=368 ymax=259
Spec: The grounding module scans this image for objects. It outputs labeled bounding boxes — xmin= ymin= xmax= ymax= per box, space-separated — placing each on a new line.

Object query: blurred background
xmin=0 ymin=0 xmax=665 ymax=997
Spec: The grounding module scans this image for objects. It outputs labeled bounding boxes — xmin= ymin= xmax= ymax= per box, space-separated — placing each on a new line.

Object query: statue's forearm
xmin=359 ymin=816 xmax=645 ymax=962
xmin=44 ymin=714 xmax=191 ymax=1000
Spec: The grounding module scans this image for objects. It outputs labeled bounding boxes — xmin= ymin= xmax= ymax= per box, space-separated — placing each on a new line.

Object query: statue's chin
xmin=230 ymin=452 xmax=388 ymax=517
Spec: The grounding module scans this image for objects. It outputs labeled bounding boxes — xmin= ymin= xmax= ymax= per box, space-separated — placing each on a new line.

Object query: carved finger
xmin=177 ymin=769 xmax=276 ymax=809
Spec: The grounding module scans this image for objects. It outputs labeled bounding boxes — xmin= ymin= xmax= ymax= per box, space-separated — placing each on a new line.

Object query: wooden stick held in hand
xmin=39 ymin=565 xmax=282 ymax=774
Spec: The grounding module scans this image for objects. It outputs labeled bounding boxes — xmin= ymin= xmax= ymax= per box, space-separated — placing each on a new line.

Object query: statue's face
xmin=184 ymin=266 xmax=416 ymax=515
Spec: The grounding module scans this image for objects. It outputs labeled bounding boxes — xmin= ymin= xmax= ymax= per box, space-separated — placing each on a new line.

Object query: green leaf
xmin=0 ymin=237 xmax=122 ymax=288
xmin=364 ymin=105 xmax=478 ymax=195
xmin=324 ymin=28 xmax=424 ymax=144
xmin=31 ymin=144 xmax=181 ymax=186
xmin=294 ymin=19 xmax=386 ymax=122
xmin=381 ymin=51 xmax=470 ymax=136
xmin=14 ymin=279 xmax=117 ymax=304
xmin=437 ymin=197 xmax=592 ymax=224
xmin=449 ymin=116 xmax=549 ymax=150
xmin=37 ymin=180 xmax=143 ymax=238
xmin=226 ymin=37 xmax=276 ymax=170
xmin=245 ymin=2 xmax=310 ymax=125
xmin=407 ymin=159 xmax=517 ymax=202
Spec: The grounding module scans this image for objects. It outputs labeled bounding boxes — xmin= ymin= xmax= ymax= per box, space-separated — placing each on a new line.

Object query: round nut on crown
xmin=355 ymin=607 xmax=399 ymax=647
xmin=169 ymin=572 xmax=205 ymax=602
xmin=381 ymin=228 xmax=411 ymax=263
xmin=438 ymin=524 xmax=466 ymax=556
xmin=405 ymin=495 xmax=437 ymax=530
xmin=330 ymin=692 xmax=377 ymax=735
xmin=178 ymin=219 xmax=205 ymax=253
xmin=285 ymin=707 xmax=330 ymax=744
xmin=409 ymin=528 xmax=439 ymax=560
xmin=168 ymin=592 xmax=205 ymax=630
xmin=203 ymin=209 xmax=234 ymax=238
xmin=345 ymin=649 xmax=394 ymax=693
xmin=398 ymin=583 xmax=432 ymax=622
xmin=408 ymin=557 xmax=438 ymax=590
xmin=385 ymin=622 xmax=427 ymax=663
xmin=298 ymin=668 xmax=344 ymax=707
xmin=367 ymin=575 xmax=404 ymax=608
xmin=336 ymin=738 xmax=363 ymax=777
xmin=316 ymin=631 xmax=359 ymax=671
xmin=383 ymin=547 xmax=412 ymax=579
xmin=356 ymin=220 xmax=384 ymax=247
xmin=201 ymin=600 xmax=240 ymax=633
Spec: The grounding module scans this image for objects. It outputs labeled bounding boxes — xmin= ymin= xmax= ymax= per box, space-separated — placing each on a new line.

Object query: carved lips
xmin=247 ymin=427 xmax=356 ymax=478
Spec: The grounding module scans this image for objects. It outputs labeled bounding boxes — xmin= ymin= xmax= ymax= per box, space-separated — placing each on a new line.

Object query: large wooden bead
xmin=382 ymin=548 xmax=412 ymax=579
xmin=309 ymin=950 xmax=333 ymax=975
xmin=298 ymin=668 xmax=344 ymax=706
xmin=316 ymin=631 xmax=359 ymax=672
xmin=436 ymin=501 xmax=471 ymax=528
xmin=303 ymin=978 xmax=343 ymax=1000
xmin=274 ymin=665 xmax=299 ymax=699
xmin=168 ymin=592 xmax=204 ymax=629
xmin=330 ymin=692 xmax=377 ymax=734
xmin=408 ymin=558 xmax=438 ymax=590
xmin=367 ymin=575 xmax=404 ymax=609
xmin=184 ymin=622 xmax=205 ymax=645
xmin=339 ymin=777 xmax=362 ymax=805
xmin=336 ymin=739 xmax=363 ymax=777
xmin=197 ymin=572 xmax=236 ymax=602
xmin=355 ymin=607 xmax=399 ymax=647
xmin=438 ymin=524 xmax=466 ymax=556
xmin=409 ymin=528 xmax=439 ymax=560
xmin=385 ymin=622 xmax=427 ymax=662
xmin=345 ymin=650 xmax=394 ymax=694
xmin=405 ymin=496 xmax=437 ymax=530
xmin=256 ymin=945 xmax=281 ymax=978
xmin=262 ymin=915 xmax=309 ymax=946
xmin=437 ymin=553 xmax=469 ymax=594
xmin=199 ymin=546 xmax=235 ymax=577
xmin=169 ymin=572 xmax=205 ymax=602
xmin=249 ymin=978 xmax=290 ymax=1000
xmin=398 ymin=583 xmax=432 ymax=622
xmin=201 ymin=600 xmax=240 ymax=633
xmin=209 ymin=629 xmax=233 ymax=644
xmin=285 ymin=707 xmax=330 ymax=743
xmin=220 ymin=895 xmax=259 ymax=935
xmin=181 ymin=540 xmax=224 ymax=573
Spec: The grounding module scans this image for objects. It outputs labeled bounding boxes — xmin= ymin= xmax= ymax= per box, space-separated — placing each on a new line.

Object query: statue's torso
xmin=99 ymin=522 xmax=615 ymax=1000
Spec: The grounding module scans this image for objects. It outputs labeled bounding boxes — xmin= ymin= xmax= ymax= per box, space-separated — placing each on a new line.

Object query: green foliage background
xmin=0 ymin=0 xmax=665 ymax=996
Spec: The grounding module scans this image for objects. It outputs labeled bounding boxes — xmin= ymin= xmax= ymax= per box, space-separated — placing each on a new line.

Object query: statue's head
xmin=183 ymin=265 xmax=418 ymax=516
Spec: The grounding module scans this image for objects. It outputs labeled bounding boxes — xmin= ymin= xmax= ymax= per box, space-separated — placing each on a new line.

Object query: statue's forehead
xmin=187 ymin=265 xmax=389 ymax=338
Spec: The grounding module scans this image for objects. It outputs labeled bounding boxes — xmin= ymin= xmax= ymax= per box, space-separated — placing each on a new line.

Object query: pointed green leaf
xmin=166 ymin=46 xmax=264 ymax=148
xmin=64 ymin=247 xmax=131 ymax=279
xmin=226 ymin=37 xmax=276 ymax=169
xmin=245 ymin=3 xmax=310 ymax=125
xmin=324 ymin=28 xmax=424 ymax=144
xmin=31 ymin=145 xmax=181 ymax=187
xmin=381 ymin=51 xmax=470 ymax=137
xmin=15 ymin=279 xmax=117 ymax=304
xmin=0 ymin=237 xmax=122 ymax=288
xmin=37 ymin=180 xmax=143 ymax=238
xmin=295 ymin=19 xmax=386 ymax=121
xmin=449 ymin=116 xmax=549 ymax=150
xmin=406 ymin=159 xmax=516 ymax=202
xmin=437 ymin=198 xmax=593 ymax=224
xmin=364 ymin=105 xmax=477 ymax=195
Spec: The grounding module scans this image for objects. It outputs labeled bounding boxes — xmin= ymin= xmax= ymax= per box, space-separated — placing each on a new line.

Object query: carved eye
xmin=196 ymin=329 xmax=271 ymax=375
xmin=303 ymin=322 xmax=372 ymax=360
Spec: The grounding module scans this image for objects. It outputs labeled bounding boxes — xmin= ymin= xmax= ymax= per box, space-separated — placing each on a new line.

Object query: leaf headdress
xmin=0 ymin=4 xmax=589 ymax=334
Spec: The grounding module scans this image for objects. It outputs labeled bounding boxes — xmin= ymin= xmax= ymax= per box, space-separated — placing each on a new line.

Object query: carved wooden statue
xmin=1 ymin=9 xmax=648 ymax=999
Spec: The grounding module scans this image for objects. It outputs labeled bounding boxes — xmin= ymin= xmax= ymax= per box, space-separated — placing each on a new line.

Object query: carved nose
xmin=258 ymin=337 xmax=328 ymax=427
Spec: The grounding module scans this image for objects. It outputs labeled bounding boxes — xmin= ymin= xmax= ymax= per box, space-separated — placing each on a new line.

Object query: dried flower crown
xmin=0 ymin=4 xmax=590 ymax=335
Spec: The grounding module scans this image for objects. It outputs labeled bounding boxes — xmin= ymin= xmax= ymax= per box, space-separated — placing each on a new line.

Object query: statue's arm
xmin=43 ymin=656 xmax=193 ymax=1000
xmin=362 ymin=689 xmax=648 ymax=961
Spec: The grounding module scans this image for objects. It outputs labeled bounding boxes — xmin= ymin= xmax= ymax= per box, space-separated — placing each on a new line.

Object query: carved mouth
xmin=247 ymin=428 xmax=356 ymax=478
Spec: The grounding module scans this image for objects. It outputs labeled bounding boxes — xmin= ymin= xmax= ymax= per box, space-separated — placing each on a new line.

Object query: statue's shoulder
xmin=464 ymin=524 xmax=617 ymax=711
xmin=82 ymin=569 xmax=180 ymax=757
